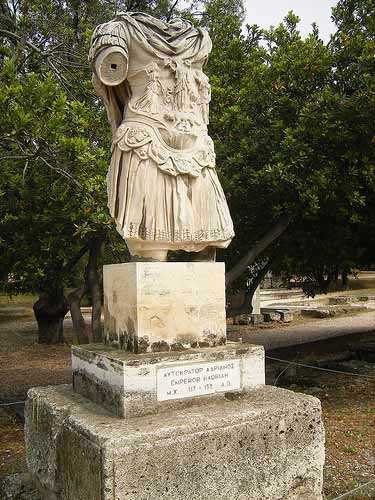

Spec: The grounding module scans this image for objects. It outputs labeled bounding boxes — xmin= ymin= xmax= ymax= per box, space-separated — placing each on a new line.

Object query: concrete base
xmin=72 ymin=343 xmax=265 ymax=418
xmin=25 ymin=385 xmax=325 ymax=500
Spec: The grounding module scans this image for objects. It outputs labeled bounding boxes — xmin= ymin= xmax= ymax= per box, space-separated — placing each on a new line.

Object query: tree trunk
xmin=33 ymin=289 xmax=68 ymax=344
xmin=314 ymin=270 xmax=333 ymax=294
xmin=227 ymin=259 xmax=273 ymax=317
xmin=66 ymin=284 xmax=90 ymax=344
xmin=88 ymin=239 xmax=103 ymax=343
xmin=225 ymin=214 xmax=289 ymax=287
xmin=342 ymin=270 xmax=348 ymax=288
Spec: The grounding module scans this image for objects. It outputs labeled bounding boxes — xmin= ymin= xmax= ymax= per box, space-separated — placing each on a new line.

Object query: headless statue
xmin=89 ymin=13 xmax=234 ymax=262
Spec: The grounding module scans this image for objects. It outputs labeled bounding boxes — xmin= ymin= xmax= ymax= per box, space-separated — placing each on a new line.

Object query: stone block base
xmin=233 ymin=314 xmax=264 ymax=325
xmin=103 ymin=262 xmax=226 ymax=352
xmin=72 ymin=343 xmax=265 ymax=418
xmin=264 ymin=311 xmax=282 ymax=322
xmin=25 ymin=385 xmax=325 ymax=500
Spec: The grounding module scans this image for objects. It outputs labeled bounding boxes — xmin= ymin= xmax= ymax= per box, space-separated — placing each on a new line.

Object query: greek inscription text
xmin=157 ymin=359 xmax=241 ymax=401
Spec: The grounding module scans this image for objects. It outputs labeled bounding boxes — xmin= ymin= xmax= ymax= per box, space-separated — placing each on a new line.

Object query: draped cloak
xmin=89 ymin=13 xmax=234 ymax=252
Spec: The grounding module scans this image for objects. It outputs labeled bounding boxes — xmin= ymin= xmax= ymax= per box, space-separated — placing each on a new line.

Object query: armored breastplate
xmin=118 ymin=44 xmax=214 ymax=177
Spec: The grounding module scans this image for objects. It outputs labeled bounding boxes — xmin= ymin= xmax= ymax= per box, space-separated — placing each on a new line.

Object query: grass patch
xmin=284 ymin=367 xmax=375 ymax=500
xmin=0 ymin=294 xmax=37 ymax=309
xmin=0 ymin=412 xmax=26 ymax=478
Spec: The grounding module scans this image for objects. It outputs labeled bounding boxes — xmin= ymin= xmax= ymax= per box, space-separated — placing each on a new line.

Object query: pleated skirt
xmin=107 ymin=146 xmax=234 ymax=252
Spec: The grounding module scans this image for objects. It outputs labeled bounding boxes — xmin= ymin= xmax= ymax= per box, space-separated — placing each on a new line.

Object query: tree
xmin=0 ymin=66 xmax=111 ymax=342
xmin=273 ymin=0 xmax=375 ymax=294
xmin=1 ymin=1 xmax=107 ymax=343
xmin=206 ymin=4 xmax=375 ymax=309
xmin=206 ymin=11 xmax=333 ymax=294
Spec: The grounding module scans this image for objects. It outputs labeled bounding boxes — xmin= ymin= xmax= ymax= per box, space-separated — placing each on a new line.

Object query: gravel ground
xmin=228 ymin=310 xmax=375 ymax=350
xmin=288 ymin=364 xmax=375 ymax=500
xmin=0 ymin=316 xmax=73 ymax=402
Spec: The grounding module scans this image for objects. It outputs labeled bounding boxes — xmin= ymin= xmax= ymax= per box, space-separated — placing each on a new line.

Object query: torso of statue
xmin=117 ymin=45 xmax=215 ymax=179
xmin=90 ymin=13 xmax=234 ymax=261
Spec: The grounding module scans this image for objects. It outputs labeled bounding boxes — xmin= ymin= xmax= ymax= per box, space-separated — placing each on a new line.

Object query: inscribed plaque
xmin=157 ymin=359 xmax=241 ymax=401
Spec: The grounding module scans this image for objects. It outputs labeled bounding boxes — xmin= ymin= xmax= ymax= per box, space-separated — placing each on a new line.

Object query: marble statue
xmin=89 ymin=12 xmax=234 ymax=261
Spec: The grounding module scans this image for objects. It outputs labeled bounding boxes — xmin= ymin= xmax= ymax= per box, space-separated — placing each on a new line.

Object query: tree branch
xmin=0 ymin=154 xmax=33 ymax=161
xmin=167 ymin=0 xmax=179 ymax=21
xmin=227 ymin=258 xmax=273 ymax=317
xmin=63 ymin=245 xmax=89 ymax=274
xmin=225 ymin=214 xmax=290 ymax=287
xmin=0 ymin=28 xmax=43 ymax=54
xmin=38 ymin=156 xmax=82 ymax=187
xmin=0 ymin=28 xmax=69 ymax=84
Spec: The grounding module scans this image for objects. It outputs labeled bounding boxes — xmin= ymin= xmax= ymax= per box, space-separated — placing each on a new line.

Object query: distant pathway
xmin=228 ymin=311 xmax=375 ymax=350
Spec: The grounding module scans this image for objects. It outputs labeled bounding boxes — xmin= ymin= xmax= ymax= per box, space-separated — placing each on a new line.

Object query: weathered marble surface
xmin=89 ymin=13 xmax=234 ymax=260
xmin=25 ymin=384 xmax=325 ymax=500
xmin=72 ymin=343 xmax=265 ymax=417
xmin=103 ymin=262 xmax=226 ymax=352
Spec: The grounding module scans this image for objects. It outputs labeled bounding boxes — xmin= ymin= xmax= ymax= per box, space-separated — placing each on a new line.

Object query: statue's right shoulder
xmin=89 ymin=16 xmax=131 ymax=62
xmin=91 ymin=16 xmax=129 ymax=41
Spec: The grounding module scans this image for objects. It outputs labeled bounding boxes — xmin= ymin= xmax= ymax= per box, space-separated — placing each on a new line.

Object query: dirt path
xmin=0 ymin=316 xmax=75 ymax=401
xmin=228 ymin=310 xmax=375 ymax=350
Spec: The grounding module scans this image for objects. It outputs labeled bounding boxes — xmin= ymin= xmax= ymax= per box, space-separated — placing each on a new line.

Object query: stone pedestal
xmin=103 ymin=262 xmax=226 ymax=352
xmin=25 ymin=385 xmax=324 ymax=500
xmin=72 ymin=343 xmax=265 ymax=418
xmin=25 ymin=260 xmax=325 ymax=500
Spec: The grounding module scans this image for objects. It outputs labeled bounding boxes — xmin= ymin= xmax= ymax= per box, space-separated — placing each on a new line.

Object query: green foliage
xmin=0 ymin=63 xmax=109 ymax=292
xmin=202 ymin=0 xmax=375 ymax=291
